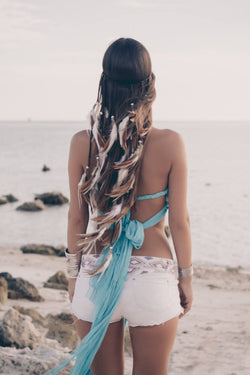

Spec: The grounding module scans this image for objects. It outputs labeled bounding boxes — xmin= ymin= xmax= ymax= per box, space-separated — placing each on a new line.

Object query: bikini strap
xmin=136 ymin=187 xmax=169 ymax=201
xmin=142 ymin=200 xmax=169 ymax=230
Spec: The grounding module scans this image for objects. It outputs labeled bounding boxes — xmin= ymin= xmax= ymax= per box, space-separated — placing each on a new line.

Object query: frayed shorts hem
xmin=71 ymin=309 xmax=183 ymax=328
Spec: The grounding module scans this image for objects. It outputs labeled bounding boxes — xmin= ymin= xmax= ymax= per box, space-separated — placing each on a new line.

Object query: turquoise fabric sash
xmin=44 ymin=188 xmax=168 ymax=375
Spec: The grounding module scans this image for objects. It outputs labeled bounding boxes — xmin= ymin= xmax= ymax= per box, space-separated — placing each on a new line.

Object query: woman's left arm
xmin=67 ymin=130 xmax=89 ymax=301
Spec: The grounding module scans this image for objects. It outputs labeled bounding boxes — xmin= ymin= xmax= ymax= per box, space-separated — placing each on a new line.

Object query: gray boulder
xmin=46 ymin=313 xmax=78 ymax=350
xmin=44 ymin=271 xmax=68 ymax=291
xmin=0 ymin=272 xmax=12 ymax=281
xmin=16 ymin=199 xmax=46 ymax=211
xmin=0 ymin=345 xmax=73 ymax=375
xmin=0 ymin=308 xmax=44 ymax=349
xmin=20 ymin=243 xmax=66 ymax=257
xmin=21 ymin=243 xmax=57 ymax=256
xmin=0 ymin=272 xmax=44 ymax=302
xmin=0 ymin=277 xmax=8 ymax=304
xmin=53 ymin=245 xmax=66 ymax=257
xmin=0 ymin=197 xmax=8 ymax=205
xmin=13 ymin=306 xmax=47 ymax=328
xmin=3 ymin=193 xmax=18 ymax=202
xmin=34 ymin=191 xmax=69 ymax=205
xmin=42 ymin=164 xmax=51 ymax=172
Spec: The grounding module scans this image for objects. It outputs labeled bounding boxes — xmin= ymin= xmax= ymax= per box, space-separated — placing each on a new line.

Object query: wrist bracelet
xmin=178 ymin=264 xmax=193 ymax=278
xmin=65 ymin=248 xmax=81 ymax=278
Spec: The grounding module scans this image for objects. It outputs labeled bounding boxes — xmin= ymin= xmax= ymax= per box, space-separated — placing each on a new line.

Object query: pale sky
xmin=0 ymin=0 xmax=249 ymax=121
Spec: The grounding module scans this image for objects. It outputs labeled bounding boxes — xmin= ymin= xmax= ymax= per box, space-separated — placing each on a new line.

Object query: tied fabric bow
xmin=122 ymin=211 xmax=144 ymax=249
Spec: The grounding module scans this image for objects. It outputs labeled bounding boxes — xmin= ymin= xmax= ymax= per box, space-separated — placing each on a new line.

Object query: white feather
xmin=88 ymin=168 xmax=101 ymax=191
xmin=90 ymin=248 xmax=113 ymax=281
xmin=104 ymin=107 xmax=109 ymax=119
xmin=114 ymin=152 xmax=126 ymax=166
xmin=116 ymin=168 xmax=129 ymax=187
xmin=83 ymin=241 xmax=95 ymax=254
xmin=126 ymin=175 xmax=136 ymax=191
xmin=92 ymin=118 xmax=101 ymax=151
xmin=118 ymin=115 xmax=129 ymax=148
xmin=99 ymin=116 xmax=117 ymax=157
xmin=97 ymin=253 xmax=112 ymax=281
xmin=94 ymin=203 xmax=122 ymax=224
xmin=99 ymin=152 xmax=107 ymax=172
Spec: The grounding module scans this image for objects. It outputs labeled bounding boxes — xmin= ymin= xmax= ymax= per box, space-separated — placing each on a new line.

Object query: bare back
xmin=68 ymin=125 xmax=189 ymax=260
xmin=131 ymin=127 xmax=180 ymax=259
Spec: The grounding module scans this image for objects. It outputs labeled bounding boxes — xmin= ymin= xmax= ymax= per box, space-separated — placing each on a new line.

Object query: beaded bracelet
xmin=65 ymin=248 xmax=81 ymax=278
xmin=178 ymin=264 xmax=193 ymax=279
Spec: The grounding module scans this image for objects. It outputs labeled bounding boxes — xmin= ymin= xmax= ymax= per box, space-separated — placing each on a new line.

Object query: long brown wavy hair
xmin=77 ymin=37 xmax=156 ymax=256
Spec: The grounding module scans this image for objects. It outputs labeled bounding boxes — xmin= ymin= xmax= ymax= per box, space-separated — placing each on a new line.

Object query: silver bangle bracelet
xmin=65 ymin=248 xmax=81 ymax=278
xmin=178 ymin=264 xmax=193 ymax=278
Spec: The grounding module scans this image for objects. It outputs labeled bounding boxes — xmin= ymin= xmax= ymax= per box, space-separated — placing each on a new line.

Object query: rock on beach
xmin=34 ymin=191 xmax=69 ymax=205
xmin=46 ymin=313 xmax=78 ymax=350
xmin=0 ymin=197 xmax=8 ymax=205
xmin=42 ymin=164 xmax=51 ymax=172
xmin=0 ymin=308 xmax=44 ymax=349
xmin=0 ymin=277 xmax=8 ymax=304
xmin=0 ymin=345 xmax=73 ymax=375
xmin=20 ymin=243 xmax=65 ymax=257
xmin=44 ymin=271 xmax=68 ymax=290
xmin=16 ymin=199 xmax=46 ymax=211
xmin=0 ymin=272 xmax=44 ymax=302
xmin=13 ymin=306 xmax=47 ymax=328
xmin=3 ymin=194 xmax=19 ymax=202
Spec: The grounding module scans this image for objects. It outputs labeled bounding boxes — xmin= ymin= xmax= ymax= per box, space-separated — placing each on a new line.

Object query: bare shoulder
xmin=70 ymin=129 xmax=89 ymax=145
xmin=151 ymin=127 xmax=186 ymax=158
xmin=69 ymin=129 xmax=90 ymax=166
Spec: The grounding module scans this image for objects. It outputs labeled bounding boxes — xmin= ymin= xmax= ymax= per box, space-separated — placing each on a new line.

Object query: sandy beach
xmin=0 ymin=245 xmax=249 ymax=375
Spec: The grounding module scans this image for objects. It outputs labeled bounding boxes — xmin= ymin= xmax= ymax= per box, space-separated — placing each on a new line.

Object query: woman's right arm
xmin=167 ymin=131 xmax=193 ymax=317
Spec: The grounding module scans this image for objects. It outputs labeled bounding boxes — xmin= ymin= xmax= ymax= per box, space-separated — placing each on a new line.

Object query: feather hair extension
xmin=76 ymin=226 xmax=107 ymax=249
xmin=92 ymin=117 xmax=102 ymax=151
xmin=92 ymin=202 xmax=122 ymax=225
xmin=115 ymin=168 xmax=129 ymax=188
xmin=99 ymin=152 xmax=107 ymax=172
xmin=125 ymin=174 xmax=136 ymax=191
xmin=99 ymin=116 xmax=117 ymax=157
xmin=114 ymin=152 xmax=126 ymax=166
xmin=112 ymin=141 xmax=143 ymax=170
xmin=79 ymin=164 xmax=98 ymax=196
xmin=91 ymin=102 xmax=103 ymax=151
xmin=82 ymin=241 xmax=96 ymax=255
xmin=94 ymin=101 xmax=102 ymax=116
xmin=108 ymin=175 xmax=136 ymax=198
xmin=118 ymin=115 xmax=130 ymax=150
xmin=90 ymin=246 xmax=113 ymax=281
xmin=88 ymin=167 xmax=101 ymax=192
xmin=104 ymin=107 xmax=109 ymax=119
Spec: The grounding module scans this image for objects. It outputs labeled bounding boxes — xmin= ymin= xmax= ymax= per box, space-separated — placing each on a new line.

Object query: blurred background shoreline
xmin=1 ymin=119 xmax=249 ymax=271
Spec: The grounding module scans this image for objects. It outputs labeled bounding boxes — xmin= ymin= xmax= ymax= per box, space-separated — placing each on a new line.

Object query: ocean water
xmin=0 ymin=120 xmax=249 ymax=271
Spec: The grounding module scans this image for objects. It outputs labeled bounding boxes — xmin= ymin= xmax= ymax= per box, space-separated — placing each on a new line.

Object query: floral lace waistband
xmin=81 ymin=254 xmax=175 ymax=276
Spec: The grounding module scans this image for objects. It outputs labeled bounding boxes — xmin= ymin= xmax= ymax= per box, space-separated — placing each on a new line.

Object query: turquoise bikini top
xmin=45 ymin=187 xmax=169 ymax=375
xmin=134 ymin=186 xmax=169 ymax=229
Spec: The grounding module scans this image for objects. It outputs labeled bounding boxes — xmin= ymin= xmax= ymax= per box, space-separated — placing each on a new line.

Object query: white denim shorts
xmin=71 ymin=254 xmax=184 ymax=327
